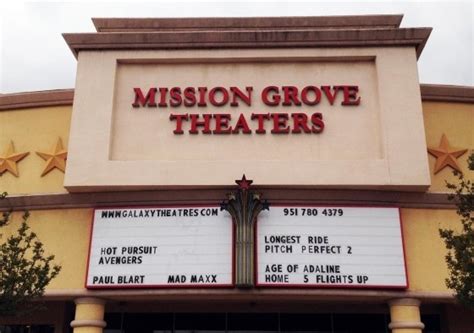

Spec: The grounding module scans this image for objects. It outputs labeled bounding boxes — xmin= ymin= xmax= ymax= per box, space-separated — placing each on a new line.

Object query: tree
xmin=0 ymin=192 xmax=61 ymax=316
xmin=439 ymin=152 xmax=474 ymax=308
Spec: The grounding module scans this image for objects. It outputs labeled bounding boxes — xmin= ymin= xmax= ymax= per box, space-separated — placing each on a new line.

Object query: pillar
xmin=70 ymin=297 xmax=106 ymax=333
xmin=388 ymin=298 xmax=424 ymax=333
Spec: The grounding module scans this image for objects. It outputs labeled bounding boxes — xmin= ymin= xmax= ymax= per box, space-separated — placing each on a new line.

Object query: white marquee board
xmin=256 ymin=206 xmax=407 ymax=288
xmin=86 ymin=206 xmax=233 ymax=288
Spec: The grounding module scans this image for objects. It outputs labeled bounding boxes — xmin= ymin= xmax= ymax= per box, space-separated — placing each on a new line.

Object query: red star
xmin=236 ymin=174 xmax=253 ymax=190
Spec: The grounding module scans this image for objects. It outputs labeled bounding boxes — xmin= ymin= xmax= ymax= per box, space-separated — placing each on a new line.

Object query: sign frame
xmin=254 ymin=203 xmax=409 ymax=290
xmin=85 ymin=204 xmax=235 ymax=289
xmin=65 ymin=48 xmax=431 ymax=192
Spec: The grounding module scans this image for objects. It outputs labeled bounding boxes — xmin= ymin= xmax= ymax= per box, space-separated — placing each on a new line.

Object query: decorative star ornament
xmin=36 ymin=137 xmax=68 ymax=176
xmin=0 ymin=141 xmax=29 ymax=177
xmin=427 ymin=134 xmax=468 ymax=174
xmin=236 ymin=174 xmax=253 ymax=190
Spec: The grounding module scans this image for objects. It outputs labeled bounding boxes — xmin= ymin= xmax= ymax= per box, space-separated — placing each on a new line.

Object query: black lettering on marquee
xmin=168 ymin=275 xmax=187 ymax=283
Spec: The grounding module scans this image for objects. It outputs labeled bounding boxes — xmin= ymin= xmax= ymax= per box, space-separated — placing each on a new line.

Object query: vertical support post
xmin=221 ymin=175 xmax=270 ymax=288
xmin=388 ymin=298 xmax=424 ymax=333
xmin=70 ymin=297 xmax=106 ymax=333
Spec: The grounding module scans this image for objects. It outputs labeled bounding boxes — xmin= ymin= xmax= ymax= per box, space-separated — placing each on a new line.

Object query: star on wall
xmin=0 ymin=141 xmax=29 ymax=177
xmin=236 ymin=174 xmax=253 ymax=190
xmin=36 ymin=137 xmax=68 ymax=176
xmin=427 ymin=134 xmax=468 ymax=174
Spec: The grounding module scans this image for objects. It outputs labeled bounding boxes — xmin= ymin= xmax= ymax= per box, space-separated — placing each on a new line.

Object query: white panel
xmin=86 ymin=206 xmax=233 ymax=288
xmin=256 ymin=206 xmax=407 ymax=288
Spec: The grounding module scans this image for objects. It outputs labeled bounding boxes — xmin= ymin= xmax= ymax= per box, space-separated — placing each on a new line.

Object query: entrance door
xmin=104 ymin=312 xmax=441 ymax=333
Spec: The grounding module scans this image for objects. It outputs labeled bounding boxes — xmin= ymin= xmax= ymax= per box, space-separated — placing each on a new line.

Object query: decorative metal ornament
xmin=220 ymin=175 xmax=270 ymax=288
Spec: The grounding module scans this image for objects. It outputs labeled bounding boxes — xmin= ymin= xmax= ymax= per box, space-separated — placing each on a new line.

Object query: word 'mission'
xmin=132 ymin=85 xmax=361 ymax=135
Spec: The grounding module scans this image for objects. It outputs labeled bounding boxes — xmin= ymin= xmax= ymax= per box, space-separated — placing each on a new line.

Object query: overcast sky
xmin=0 ymin=0 xmax=472 ymax=93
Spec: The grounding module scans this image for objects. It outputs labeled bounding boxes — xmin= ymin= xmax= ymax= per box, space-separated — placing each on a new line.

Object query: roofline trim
xmin=0 ymin=190 xmax=456 ymax=212
xmin=62 ymin=27 xmax=432 ymax=59
xmin=92 ymin=15 xmax=404 ymax=32
xmin=0 ymin=89 xmax=74 ymax=111
xmin=43 ymin=288 xmax=454 ymax=303
xmin=420 ymin=84 xmax=474 ymax=103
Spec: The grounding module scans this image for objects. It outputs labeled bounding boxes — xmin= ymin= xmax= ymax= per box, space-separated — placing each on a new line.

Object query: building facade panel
xmin=0 ymin=14 xmax=473 ymax=333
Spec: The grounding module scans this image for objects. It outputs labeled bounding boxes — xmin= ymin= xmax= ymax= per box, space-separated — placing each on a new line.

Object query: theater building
xmin=1 ymin=15 xmax=473 ymax=333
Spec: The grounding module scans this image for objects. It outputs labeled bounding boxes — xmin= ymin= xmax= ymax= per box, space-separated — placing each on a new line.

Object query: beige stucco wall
xmin=0 ymin=106 xmax=71 ymax=195
xmin=0 ymin=208 xmax=91 ymax=290
xmin=423 ymin=101 xmax=474 ymax=192
xmin=111 ymin=60 xmax=382 ymax=161
xmin=65 ymin=47 xmax=430 ymax=191
xmin=0 ymin=100 xmax=471 ymax=196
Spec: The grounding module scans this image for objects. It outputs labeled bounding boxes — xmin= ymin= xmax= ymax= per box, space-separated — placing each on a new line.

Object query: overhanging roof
xmin=63 ymin=15 xmax=431 ymax=59
xmin=92 ymin=15 xmax=404 ymax=32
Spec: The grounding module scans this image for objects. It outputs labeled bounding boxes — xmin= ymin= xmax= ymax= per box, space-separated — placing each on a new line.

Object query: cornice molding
xmin=0 ymin=189 xmax=455 ymax=212
xmin=70 ymin=320 xmax=107 ymax=328
xmin=388 ymin=321 xmax=425 ymax=330
xmin=388 ymin=298 xmax=421 ymax=307
xmin=0 ymin=89 xmax=74 ymax=111
xmin=44 ymin=288 xmax=455 ymax=303
xmin=63 ymin=27 xmax=432 ymax=59
xmin=92 ymin=15 xmax=404 ymax=32
xmin=75 ymin=297 xmax=106 ymax=305
xmin=420 ymin=84 xmax=474 ymax=103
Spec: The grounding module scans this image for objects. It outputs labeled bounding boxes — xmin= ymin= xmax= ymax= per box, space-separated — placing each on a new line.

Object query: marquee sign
xmin=256 ymin=206 xmax=408 ymax=288
xmin=86 ymin=203 xmax=408 ymax=290
xmin=86 ymin=206 xmax=233 ymax=288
